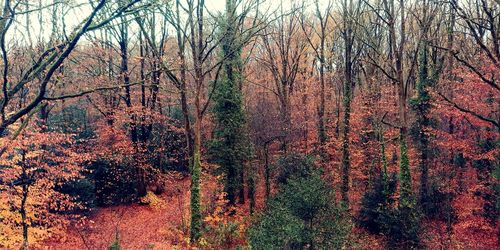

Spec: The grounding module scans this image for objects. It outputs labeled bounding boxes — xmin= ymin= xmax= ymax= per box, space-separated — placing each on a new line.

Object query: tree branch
xmin=437 ymin=91 xmax=499 ymax=128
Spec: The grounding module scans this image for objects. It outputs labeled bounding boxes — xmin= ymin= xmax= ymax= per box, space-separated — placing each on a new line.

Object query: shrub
xmin=358 ymin=171 xmax=422 ymax=249
xmin=358 ymin=171 xmax=397 ymax=234
xmin=57 ymin=178 xmax=96 ymax=212
xmin=275 ymin=153 xmax=316 ymax=185
xmin=92 ymin=160 xmax=138 ymax=206
xmin=385 ymin=203 xmax=421 ymax=249
xmin=248 ymin=204 xmax=304 ymax=249
xmin=108 ymin=240 xmax=120 ymax=250
xmin=421 ymin=179 xmax=456 ymax=222
xmin=249 ymin=163 xmax=351 ymax=249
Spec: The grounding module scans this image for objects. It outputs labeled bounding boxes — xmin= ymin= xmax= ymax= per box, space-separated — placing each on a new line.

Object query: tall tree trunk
xmin=341 ymin=78 xmax=351 ymax=207
xmin=341 ymin=0 xmax=354 ymax=208
xmin=20 ymin=152 xmax=29 ymax=249
xmin=248 ymin=171 xmax=255 ymax=214
xmin=119 ymin=21 xmax=145 ymax=197
xmin=21 ymin=183 xmax=29 ymax=249
xmin=188 ymin=0 xmax=205 ymax=241
xmin=414 ymin=42 xmax=431 ymax=209
xmin=174 ymin=0 xmax=194 ymax=166
xmin=264 ymin=143 xmax=270 ymax=200
xmin=190 ymin=114 xmax=202 ymax=241
xmin=317 ymin=22 xmax=327 ymax=158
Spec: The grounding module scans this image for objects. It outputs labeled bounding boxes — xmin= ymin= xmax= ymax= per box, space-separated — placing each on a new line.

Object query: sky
xmin=6 ymin=0 xmax=332 ymax=45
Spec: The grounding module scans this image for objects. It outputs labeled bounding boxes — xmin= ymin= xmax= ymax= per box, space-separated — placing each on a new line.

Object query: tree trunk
xmin=264 ymin=144 xmax=270 ymax=200
xmin=248 ymin=172 xmax=255 ymax=214
xmin=190 ymin=114 xmax=202 ymax=241
xmin=20 ymin=152 xmax=29 ymax=249
xmin=341 ymin=79 xmax=351 ymax=207
xmin=341 ymin=1 xmax=353 ymax=208
xmin=415 ymin=43 xmax=430 ymax=208
xmin=317 ymin=33 xmax=327 ymax=158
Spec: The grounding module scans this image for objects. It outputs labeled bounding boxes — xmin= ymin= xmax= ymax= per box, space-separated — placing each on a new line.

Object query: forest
xmin=0 ymin=0 xmax=498 ymax=249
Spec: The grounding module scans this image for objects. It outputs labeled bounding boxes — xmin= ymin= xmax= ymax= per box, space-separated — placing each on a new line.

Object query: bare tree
xmin=0 ymin=0 xmax=144 ymax=138
xmin=259 ymin=2 xmax=307 ymax=153
xmin=300 ymin=0 xmax=333 ymax=159
xmin=334 ymin=0 xmax=365 ymax=208
xmin=437 ymin=0 xmax=499 ymax=129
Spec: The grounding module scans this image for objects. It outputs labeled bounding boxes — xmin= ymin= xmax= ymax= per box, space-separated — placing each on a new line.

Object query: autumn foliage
xmin=0 ymin=0 xmax=499 ymax=249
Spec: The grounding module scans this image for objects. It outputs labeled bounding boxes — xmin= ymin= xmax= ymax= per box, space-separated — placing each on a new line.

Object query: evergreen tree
xmin=249 ymin=156 xmax=351 ymax=249
xmin=359 ymin=132 xmax=421 ymax=248
xmin=358 ymin=170 xmax=397 ymax=234
xmin=410 ymin=42 xmax=441 ymax=212
xmin=210 ymin=0 xmax=249 ymax=205
xmin=412 ymin=43 xmax=431 ymax=208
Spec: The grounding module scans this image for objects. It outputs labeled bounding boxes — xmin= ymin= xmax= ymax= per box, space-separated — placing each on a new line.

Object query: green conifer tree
xmin=210 ymin=0 xmax=249 ymax=204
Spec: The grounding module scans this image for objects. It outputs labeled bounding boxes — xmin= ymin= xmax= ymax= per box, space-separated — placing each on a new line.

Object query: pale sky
xmin=6 ymin=0 xmax=332 ymax=45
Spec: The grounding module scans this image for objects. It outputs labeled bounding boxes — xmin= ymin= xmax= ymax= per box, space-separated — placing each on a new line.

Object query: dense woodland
xmin=0 ymin=0 xmax=498 ymax=249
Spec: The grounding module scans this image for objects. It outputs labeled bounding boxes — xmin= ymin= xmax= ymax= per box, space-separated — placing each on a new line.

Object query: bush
xmin=92 ymin=160 xmax=138 ymax=206
xmin=248 ymin=204 xmax=304 ymax=249
xmin=57 ymin=178 xmax=96 ymax=212
xmin=421 ymin=179 xmax=456 ymax=222
xmin=385 ymin=203 xmax=421 ymax=249
xmin=358 ymin=171 xmax=397 ymax=234
xmin=249 ymin=158 xmax=351 ymax=249
xmin=275 ymin=153 xmax=316 ymax=185
xmin=358 ymin=171 xmax=422 ymax=249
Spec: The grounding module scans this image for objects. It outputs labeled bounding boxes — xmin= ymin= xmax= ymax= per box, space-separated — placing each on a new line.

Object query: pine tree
xmin=249 ymin=157 xmax=352 ymax=249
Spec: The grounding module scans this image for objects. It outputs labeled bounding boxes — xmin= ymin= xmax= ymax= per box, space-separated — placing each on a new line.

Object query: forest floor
xmin=36 ymin=171 xmax=497 ymax=250
xmin=38 ymin=175 xmax=387 ymax=250
xmin=41 ymin=178 xmax=192 ymax=250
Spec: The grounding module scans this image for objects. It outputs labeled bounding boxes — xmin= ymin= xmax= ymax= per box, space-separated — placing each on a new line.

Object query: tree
xmin=137 ymin=0 xmax=265 ymax=241
xmin=247 ymin=93 xmax=282 ymax=200
xmin=0 ymin=0 xmax=143 ymax=139
xmin=0 ymin=130 xmax=87 ymax=248
xmin=259 ymin=4 xmax=308 ymax=153
xmin=210 ymin=0 xmax=251 ymax=205
xmin=300 ymin=0 xmax=333 ymax=159
xmin=137 ymin=0 xmax=218 ymax=240
xmin=358 ymin=168 xmax=397 ymax=234
xmin=335 ymin=0 xmax=365 ymax=208
xmin=249 ymin=156 xmax=351 ymax=250
xmin=411 ymin=42 xmax=441 ymax=211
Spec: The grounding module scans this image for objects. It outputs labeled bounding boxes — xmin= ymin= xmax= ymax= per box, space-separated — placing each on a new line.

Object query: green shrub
xmin=108 ymin=240 xmax=120 ymax=250
xmin=57 ymin=178 xmax=96 ymax=211
xmin=358 ymin=171 xmax=397 ymax=234
xmin=249 ymin=166 xmax=351 ymax=249
xmin=358 ymin=170 xmax=422 ymax=249
xmin=275 ymin=153 xmax=316 ymax=185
